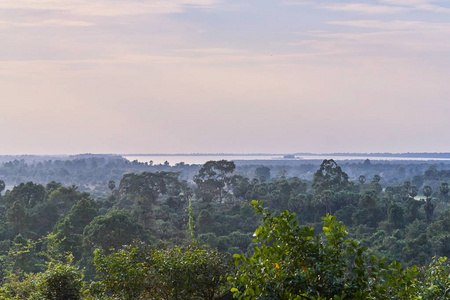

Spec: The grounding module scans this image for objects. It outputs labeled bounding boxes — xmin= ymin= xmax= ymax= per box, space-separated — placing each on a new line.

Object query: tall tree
xmin=108 ymin=180 xmax=116 ymax=191
xmin=4 ymin=182 xmax=45 ymax=209
xmin=312 ymin=159 xmax=349 ymax=194
xmin=0 ymin=180 xmax=5 ymax=193
xmin=119 ymin=172 xmax=181 ymax=204
xmin=358 ymin=175 xmax=366 ymax=186
xmin=439 ymin=182 xmax=449 ymax=202
xmin=82 ymin=209 xmax=146 ymax=255
xmin=423 ymin=185 xmax=433 ymax=198
xmin=255 ymin=166 xmax=271 ymax=182
xmin=194 ymin=160 xmax=236 ymax=203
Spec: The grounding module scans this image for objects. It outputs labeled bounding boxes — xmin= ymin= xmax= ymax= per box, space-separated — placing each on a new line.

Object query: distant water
xmin=123 ymin=155 xmax=284 ymax=165
xmin=123 ymin=155 xmax=450 ymax=166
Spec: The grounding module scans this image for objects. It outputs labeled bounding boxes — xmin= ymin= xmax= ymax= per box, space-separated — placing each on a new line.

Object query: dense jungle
xmin=0 ymin=155 xmax=448 ymax=299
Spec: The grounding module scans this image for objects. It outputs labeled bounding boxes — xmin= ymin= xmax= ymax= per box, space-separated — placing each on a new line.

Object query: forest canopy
xmin=0 ymin=156 xmax=448 ymax=299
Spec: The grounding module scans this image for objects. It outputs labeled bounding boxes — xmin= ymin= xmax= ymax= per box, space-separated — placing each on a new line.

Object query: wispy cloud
xmin=381 ymin=0 xmax=450 ymax=12
xmin=177 ymin=48 xmax=245 ymax=55
xmin=322 ymin=0 xmax=450 ymax=14
xmin=328 ymin=20 xmax=450 ymax=31
xmin=321 ymin=3 xmax=406 ymax=14
xmin=379 ymin=0 xmax=431 ymax=4
xmin=0 ymin=19 xmax=94 ymax=29
xmin=300 ymin=26 xmax=450 ymax=59
xmin=281 ymin=1 xmax=314 ymax=6
xmin=0 ymin=0 xmax=220 ymax=16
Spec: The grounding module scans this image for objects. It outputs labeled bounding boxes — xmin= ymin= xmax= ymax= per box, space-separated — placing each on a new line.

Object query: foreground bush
xmin=91 ymin=242 xmax=233 ymax=300
xmin=228 ymin=200 xmax=449 ymax=300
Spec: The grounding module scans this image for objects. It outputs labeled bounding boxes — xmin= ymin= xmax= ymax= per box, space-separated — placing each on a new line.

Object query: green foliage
xmin=91 ymin=245 xmax=147 ymax=300
xmin=420 ymin=256 xmax=450 ymax=299
xmin=228 ymin=201 xmax=450 ymax=299
xmin=35 ymin=255 xmax=83 ymax=300
xmin=229 ymin=201 xmax=358 ymax=299
xmin=187 ymin=197 xmax=196 ymax=242
xmin=118 ymin=171 xmax=181 ymax=203
xmin=149 ymin=244 xmax=232 ymax=300
xmin=81 ymin=209 xmax=146 ymax=279
xmin=4 ymin=182 xmax=46 ymax=209
xmin=91 ymin=243 xmax=233 ymax=300
xmin=107 ymin=180 xmax=115 ymax=191
xmin=2 ymin=235 xmax=44 ymax=275
xmin=0 ymin=180 xmax=5 ymax=193
xmin=0 ymin=272 xmax=41 ymax=300
xmin=194 ymin=160 xmax=236 ymax=203
xmin=0 ymin=161 xmax=449 ymax=300
xmin=255 ymin=166 xmax=270 ymax=182
xmin=0 ymin=236 xmax=82 ymax=300
xmin=82 ymin=209 xmax=146 ymax=254
xmin=313 ymin=159 xmax=350 ymax=194
xmin=46 ymin=186 xmax=89 ymax=217
xmin=51 ymin=198 xmax=99 ymax=260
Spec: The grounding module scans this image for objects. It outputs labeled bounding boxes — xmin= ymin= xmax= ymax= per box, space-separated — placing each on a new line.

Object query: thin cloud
xmin=380 ymin=0 xmax=450 ymax=12
xmin=0 ymin=0 xmax=220 ymax=16
xmin=322 ymin=0 xmax=450 ymax=14
xmin=328 ymin=20 xmax=450 ymax=31
xmin=0 ymin=19 xmax=94 ymax=29
xmin=302 ymin=28 xmax=450 ymax=57
xmin=281 ymin=1 xmax=314 ymax=6
xmin=321 ymin=3 xmax=406 ymax=14
xmin=414 ymin=3 xmax=450 ymax=13
xmin=177 ymin=48 xmax=245 ymax=54
xmin=380 ymin=0 xmax=434 ymax=4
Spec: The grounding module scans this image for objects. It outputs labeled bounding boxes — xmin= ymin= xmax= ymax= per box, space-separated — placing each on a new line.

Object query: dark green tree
xmin=424 ymin=198 xmax=435 ymax=224
xmin=255 ymin=166 xmax=270 ymax=183
xmin=82 ymin=209 xmax=146 ymax=254
xmin=36 ymin=256 xmax=83 ymax=300
xmin=119 ymin=171 xmax=181 ymax=204
xmin=92 ymin=243 xmax=232 ymax=300
xmin=372 ymin=174 xmax=381 ymax=183
xmin=108 ymin=180 xmax=115 ymax=191
xmin=46 ymin=185 xmax=89 ymax=217
xmin=312 ymin=159 xmax=349 ymax=194
xmin=194 ymin=160 xmax=236 ymax=203
xmin=4 ymin=182 xmax=45 ymax=208
xmin=358 ymin=175 xmax=366 ymax=186
xmin=6 ymin=201 xmax=28 ymax=235
xmin=352 ymin=191 xmax=383 ymax=228
xmin=53 ymin=198 xmax=99 ymax=260
xmin=409 ymin=185 xmax=418 ymax=198
xmin=439 ymin=182 xmax=449 ymax=202
xmin=423 ymin=185 xmax=433 ymax=198
xmin=0 ymin=180 xmax=5 ymax=193
xmin=388 ymin=202 xmax=405 ymax=229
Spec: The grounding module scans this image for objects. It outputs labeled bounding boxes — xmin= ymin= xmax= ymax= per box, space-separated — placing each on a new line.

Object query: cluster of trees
xmin=3 ymin=153 xmax=450 ymax=197
xmin=0 ymin=155 xmax=199 ymax=196
xmin=0 ymin=158 xmax=448 ymax=298
xmin=0 ymin=203 xmax=448 ymax=299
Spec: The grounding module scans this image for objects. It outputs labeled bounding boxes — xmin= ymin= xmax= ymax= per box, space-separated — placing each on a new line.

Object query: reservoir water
xmin=123 ymin=154 xmax=450 ymax=166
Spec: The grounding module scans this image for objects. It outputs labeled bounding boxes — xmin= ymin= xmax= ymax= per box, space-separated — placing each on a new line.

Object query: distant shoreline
xmin=121 ymin=152 xmax=450 ymax=158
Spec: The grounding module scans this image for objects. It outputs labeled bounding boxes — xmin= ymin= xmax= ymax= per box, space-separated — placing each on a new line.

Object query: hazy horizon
xmin=4 ymin=151 xmax=450 ymax=157
xmin=2 ymin=0 xmax=450 ymax=155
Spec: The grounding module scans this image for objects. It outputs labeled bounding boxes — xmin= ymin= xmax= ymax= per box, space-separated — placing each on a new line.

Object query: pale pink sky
xmin=2 ymin=0 xmax=450 ymax=154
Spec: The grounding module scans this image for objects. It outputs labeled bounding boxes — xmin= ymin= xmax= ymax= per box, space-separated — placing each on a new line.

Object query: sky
xmin=1 ymin=0 xmax=450 ymax=155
